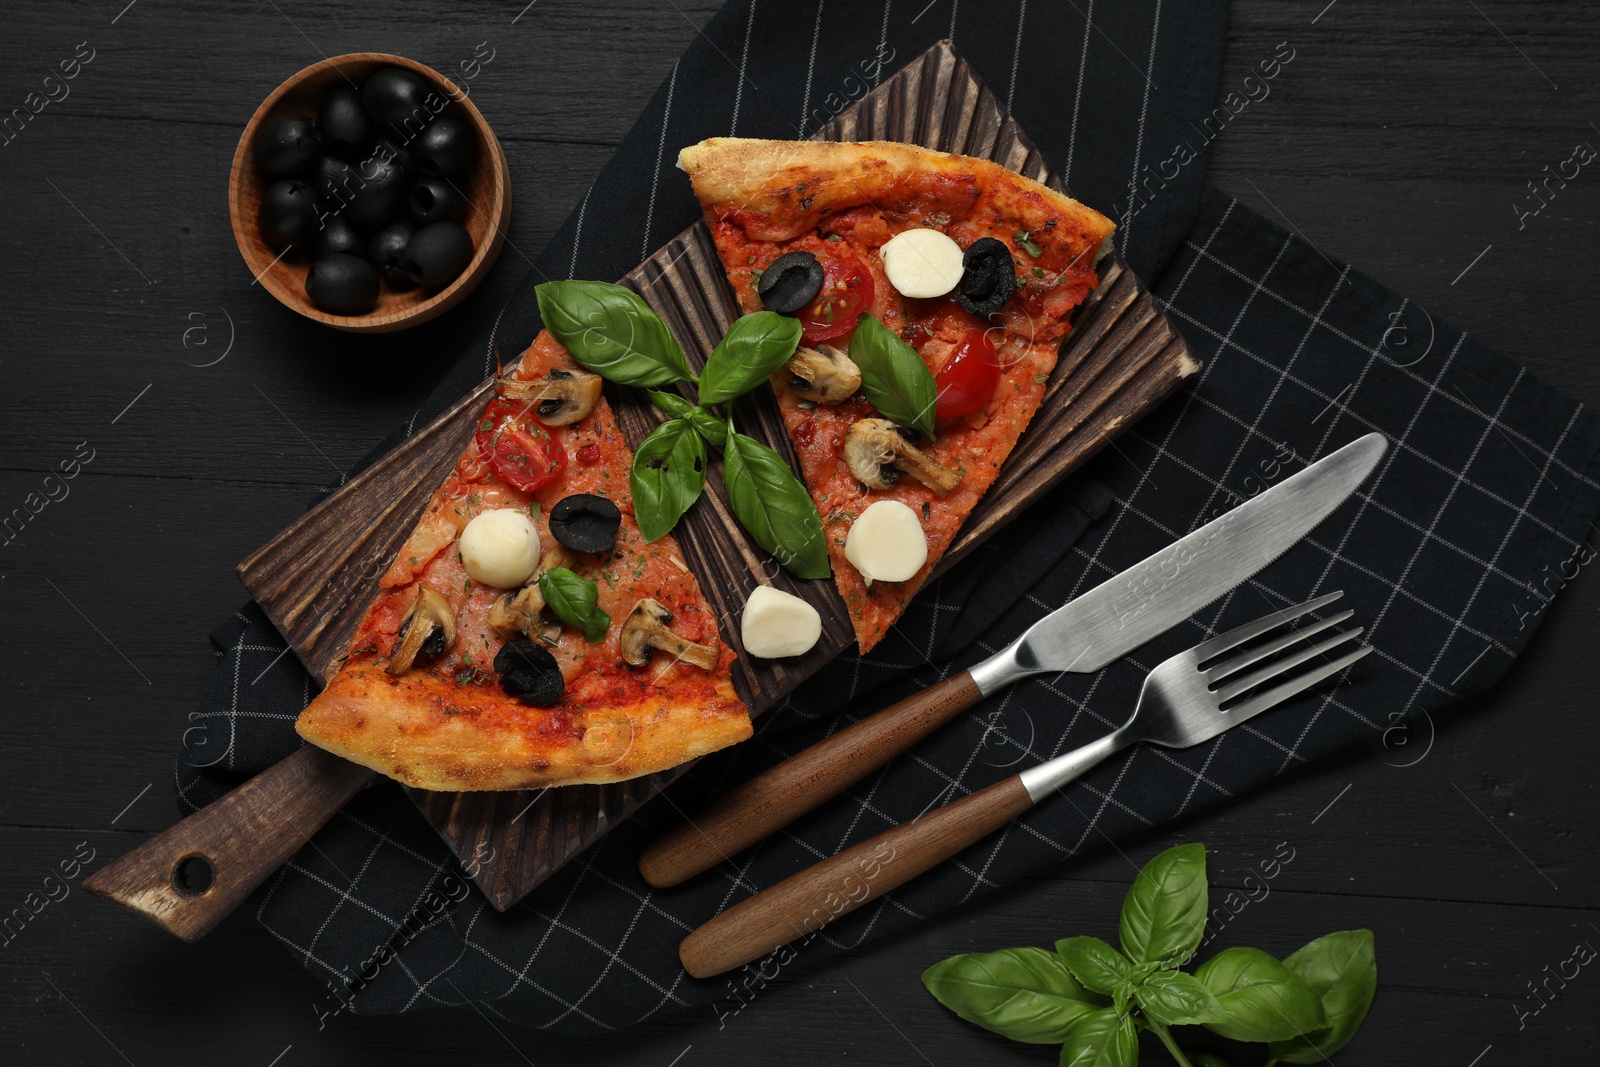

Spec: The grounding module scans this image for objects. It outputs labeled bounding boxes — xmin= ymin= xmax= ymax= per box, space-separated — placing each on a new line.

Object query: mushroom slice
xmin=487 ymin=583 xmax=561 ymax=645
xmin=785 ymin=344 xmax=862 ymax=404
xmin=494 ymin=368 xmax=603 ymax=427
xmin=843 ymin=418 xmax=961 ymax=495
xmin=619 ymin=598 xmax=719 ymax=671
xmin=387 ymin=587 xmax=457 ymax=675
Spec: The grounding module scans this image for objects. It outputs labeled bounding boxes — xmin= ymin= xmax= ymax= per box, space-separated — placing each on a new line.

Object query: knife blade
xmin=969 ymin=431 xmax=1387 ymax=693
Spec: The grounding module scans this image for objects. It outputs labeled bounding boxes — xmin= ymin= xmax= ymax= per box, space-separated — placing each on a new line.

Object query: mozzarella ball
xmin=844 ymin=500 xmax=928 ymax=584
xmin=458 ymin=509 xmax=542 ymax=588
xmin=880 ymin=227 xmax=965 ymax=299
xmin=740 ymin=586 xmax=823 ymax=659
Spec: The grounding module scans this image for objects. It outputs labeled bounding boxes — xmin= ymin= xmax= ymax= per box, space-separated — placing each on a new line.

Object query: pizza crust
xmin=296 ymin=666 xmax=751 ymax=791
xmin=677 ymin=137 xmax=1116 ymax=257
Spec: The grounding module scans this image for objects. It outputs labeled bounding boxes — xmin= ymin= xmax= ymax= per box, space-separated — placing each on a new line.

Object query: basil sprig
xmin=922 ymin=842 xmax=1378 ymax=1067
xmin=629 ymin=418 xmax=707 ymax=544
xmin=537 ymin=567 xmax=610 ymax=643
xmin=696 ymin=310 xmax=802 ymax=407
xmin=535 ymin=285 xmax=826 ymax=578
xmin=721 ymin=423 xmax=831 ymax=580
xmin=534 ymin=280 xmax=693 ymax=388
xmin=849 ymin=313 xmax=938 ymax=440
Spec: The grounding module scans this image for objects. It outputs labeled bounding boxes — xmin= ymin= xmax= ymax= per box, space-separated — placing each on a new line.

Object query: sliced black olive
xmin=344 ymin=155 xmax=410 ymax=230
xmin=549 ymin=494 xmax=622 ymax=554
xmin=401 ymin=221 xmax=474 ymax=287
xmin=757 ymin=251 xmax=825 ymax=314
xmin=316 ymin=84 xmax=372 ymax=160
xmin=957 ymin=237 xmax=1016 ymax=318
xmin=414 ymin=113 xmax=477 ymax=178
xmin=368 ymin=220 xmax=417 ymax=286
xmin=258 ymin=179 xmax=320 ymax=247
xmin=361 ymin=67 xmax=431 ymax=127
xmin=304 ymin=253 xmax=380 ymax=314
xmin=253 ymin=115 xmax=319 ymax=179
xmin=494 ymin=638 xmax=564 ymax=706
xmin=316 ymin=215 xmax=365 ymax=257
xmin=409 ymin=175 xmax=468 ymax=225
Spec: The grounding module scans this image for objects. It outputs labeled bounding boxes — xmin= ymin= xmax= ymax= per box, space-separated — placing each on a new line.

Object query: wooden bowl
xmin=228 ymin=53 xmax=510 ymax=333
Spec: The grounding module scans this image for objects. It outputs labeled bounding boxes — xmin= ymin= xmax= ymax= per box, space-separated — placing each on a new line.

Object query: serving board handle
xmin=639 ymin=669 xmax=982 ymax=888
xmin=84 ymin=746 xmax=375 ymax=941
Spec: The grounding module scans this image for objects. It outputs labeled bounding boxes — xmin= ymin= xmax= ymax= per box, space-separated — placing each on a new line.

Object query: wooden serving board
xmin=237 ymin=40 xmax=1196 ymax=911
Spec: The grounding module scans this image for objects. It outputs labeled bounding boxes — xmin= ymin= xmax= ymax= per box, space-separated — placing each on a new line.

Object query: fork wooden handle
xmin=678 ymin=773 xmax=1033 ymax=978
xmin=639 ymin=670 xmax=982 ymax=888
xmin=83 ymin=745 xmax=375 ymax=941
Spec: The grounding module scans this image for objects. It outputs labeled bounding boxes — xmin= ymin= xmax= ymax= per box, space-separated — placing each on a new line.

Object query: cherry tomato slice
xmin=797 ymin=253 xmax=875 ymax=343
xmin=934 ymin=329 xmax=1001 ymax=420
xmin=474 ymin=398 xmax=567 ymax=492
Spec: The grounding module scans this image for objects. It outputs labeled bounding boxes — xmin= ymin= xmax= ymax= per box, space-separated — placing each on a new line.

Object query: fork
xmin=677 ymin=593 xmax=1371 ymax=978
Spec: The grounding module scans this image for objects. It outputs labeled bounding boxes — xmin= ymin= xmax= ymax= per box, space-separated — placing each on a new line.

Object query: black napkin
xmin=177 ymin=0 xmax=1600 ymax=1034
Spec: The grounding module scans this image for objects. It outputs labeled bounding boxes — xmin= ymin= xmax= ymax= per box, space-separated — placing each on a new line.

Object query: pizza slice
xmin=677 ymin=138 xmax=1116 ymax=653
xmin=294 ymin=330 xmax=751 ymax=791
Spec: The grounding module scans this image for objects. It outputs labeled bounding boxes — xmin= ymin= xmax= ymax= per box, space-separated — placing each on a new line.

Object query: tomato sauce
xmin=705 ymin=156 xmax=1106 ymax=652
xmin=347 ymin=329 xmax=744 ymax=741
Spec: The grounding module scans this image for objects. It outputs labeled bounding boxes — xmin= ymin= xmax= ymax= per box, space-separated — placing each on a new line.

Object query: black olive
xmin=409 ymin=175 xmax=468 ymax=226
xmin=313 ymin=154 xmax=357 ymax=202
xmin=549 ymin=494 xmax=623 ymax=554
xmin=368 ymin=220 xmax=417 ymax=286
xmin=957 ymin=237 xmax=1016 ymax=318
xmin=361 ymin=67 xmax=431 ymax=127
xmin=415 ymin=112 xmax=477 ymax=177
xmin=370 ymin=136 xmax=416 ymax=176
xmin=757 ymin=251 xmax=825 ymax=314
xmin=304 ymin=253 xmax=380 ymax=314
xmin=494 ymin=638 xmax=564 ymax=706
xmin=401 ymin=222 xmax=474 ymax=287
xmin=316 ymin=84 xmax=372 ymax=160
xmin=253 ymin=115 xmax=319 ymax=179
xmin=344 ymin=155 xmax=410 ymax=230
xmin=316 ymin=215 xmax=364 ymax=257
xmin=258 ymin=179 xmax=320 ymax=247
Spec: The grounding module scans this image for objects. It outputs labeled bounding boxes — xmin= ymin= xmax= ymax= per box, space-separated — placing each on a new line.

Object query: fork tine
xmin=1214 ymin=627 xmax=1364 ymax=704
xmin=1190 ymin=591 xmax=1344 ymax=663
xmin=1224 ymin=644 xmax=1374 ymax=721
xmin=1204 ymin=609 xmax=1354 ymax=681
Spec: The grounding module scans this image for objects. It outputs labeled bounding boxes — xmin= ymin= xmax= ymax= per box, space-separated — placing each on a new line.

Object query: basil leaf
xmin=650 ymin=392 xmax=729 ymax=448
xmin=1268 ymin=930 xmax=1377 ymax=1064
xmin=648 ymin=389 xmax=696 ymax=420
xmin=722 ymin=428 xmax=830 ymax=580
xmin=848 ymin=313 xmax=938 ymax=440
xmin=1119 ymin=842 xmax=1208 ymax=967
xmin=535 ymin=280 xmax=692 ymax=388
xmin=1055 ymin=936 xmax=1133 ymax=996
xmin=921 ymin=946 xmax=1109 ymax=1045
xmin=1136 ymin=969 xmax=1226 ymax=1026
xmin=1057 ymin=1007 xmax=1138 ymax=1067
xmin=629 ymin=418 xmax=706 ymax=543
xmin=697 ymin=311 xmax=803 ymax=407
xmin=537 ymin=568 xmax=610 ymax=643
xmin=1195 ymin=946 xmax=1326 ymax=1043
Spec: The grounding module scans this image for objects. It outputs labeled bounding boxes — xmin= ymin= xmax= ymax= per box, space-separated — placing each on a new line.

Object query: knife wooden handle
xmin=83 ymin=745 xmax=375 ymax=941
xmin=679 ymin=773 xmax=1033 ymax=978
xmin=640 ymin=669 xmax=983 ymax=888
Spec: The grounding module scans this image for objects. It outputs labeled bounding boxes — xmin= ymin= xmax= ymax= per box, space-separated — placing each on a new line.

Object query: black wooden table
xmin=2 ymin=2 xmax=1596 ymax=1063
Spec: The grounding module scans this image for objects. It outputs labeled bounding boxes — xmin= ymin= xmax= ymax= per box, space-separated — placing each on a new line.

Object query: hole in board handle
xmin=172 ymin=854 xmax=215 ymax=897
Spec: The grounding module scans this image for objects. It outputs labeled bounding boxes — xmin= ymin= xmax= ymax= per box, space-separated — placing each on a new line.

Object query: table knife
xmin=639 ymin=432 xmax=1387 ymax=887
